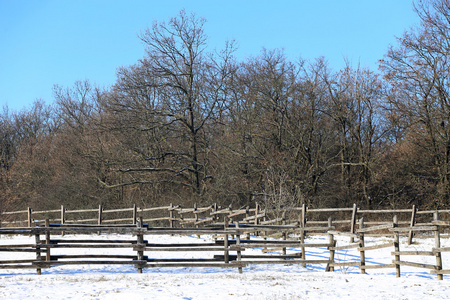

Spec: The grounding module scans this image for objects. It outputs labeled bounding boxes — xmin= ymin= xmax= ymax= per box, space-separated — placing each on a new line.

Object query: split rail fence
xmin=0 ymin=203 xmax=449 ymax=279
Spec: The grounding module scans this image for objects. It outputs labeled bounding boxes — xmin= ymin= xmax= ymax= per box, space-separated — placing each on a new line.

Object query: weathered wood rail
xmin=0 ymin=222 xmax=336 ymax=275
xmin=2 ymin=203 xmax=449 ymax=242
xmin=1 ymin=215 xmax=449 ymax=280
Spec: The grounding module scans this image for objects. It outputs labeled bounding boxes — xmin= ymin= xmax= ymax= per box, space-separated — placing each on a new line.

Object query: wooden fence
xmin=1 ymin=214 xmax=449 ymax=280
xmin=0 ymin=221 xmax=335 ymax=275
xmin=1 ymin=203 xmax=449 ymax=241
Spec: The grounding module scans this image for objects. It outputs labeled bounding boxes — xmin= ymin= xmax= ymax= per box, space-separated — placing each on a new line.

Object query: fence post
xmin=326 ymin=217 xmax=335 ymax=272
xmin=60 ymin=205 xmax=65 ymax=225
xmin=393 ymin=215 xmax=401 ymax=278
xmin=245 ymin=206 xmax=250 ymax=240
xmin=28 ymin=207 xmax=32 ymax=228
xmin=35 ymin=231 xmax=42 ymax=275
xmin=224 ymin=215 xmax=229 ymax=264
xmin=300 ymin=204 xmax=306 ymax=266
xmin=136 ymin=218 xmax=144 ymax=274
xmin=434 ymin=211 xmax=443 ymax=280
xmin=133 ymin=204 xmax=137 ymax=225
xmin=45 ymin=219 xmax=50 ymax=262
xmin=350 ymin=203 xmax=357 ymax=243
xmin=60 ymin=205 xmax=66 ymax=236
xmin=408 ymin=205 xmax=417 ymax=245
xmin=254 ymin=202 xmax=260 ymax=236
xmin=282 ymin=211 xmax=287 ymax=257
xmin=301 ymin=203 xmax=306 ymax=229
xmin=169 ymin=203 xmax=174 ymax=228
xmin=98 ymin=205 xmax=103 ymax=225
xmin=235 ymin=222 xmax=242 ymax=274
xmin=359 ymin=217 xmax=366 ymax=274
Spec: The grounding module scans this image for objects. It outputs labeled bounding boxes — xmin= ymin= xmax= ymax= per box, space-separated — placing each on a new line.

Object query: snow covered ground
xmin=0 ymin=233 xmax=449 ymax=299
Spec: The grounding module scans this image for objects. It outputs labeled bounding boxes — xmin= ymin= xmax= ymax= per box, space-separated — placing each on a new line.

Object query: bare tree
xmin=101 ymin=10 xmax=236 ymax=199
xmin=380 ymin=0 xmax=450 ymax=207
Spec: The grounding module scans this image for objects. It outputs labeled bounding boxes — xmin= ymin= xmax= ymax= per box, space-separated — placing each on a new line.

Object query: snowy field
xmin=0 ymin=233 xmax=449 ymax=299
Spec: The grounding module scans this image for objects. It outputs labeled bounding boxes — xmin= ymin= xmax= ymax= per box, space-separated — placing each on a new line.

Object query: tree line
xmin=2 ymin=1 xmax=450 ymax=212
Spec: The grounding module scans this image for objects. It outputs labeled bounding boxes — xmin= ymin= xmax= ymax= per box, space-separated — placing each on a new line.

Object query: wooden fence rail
xmin=2 ymin=203 xmax=449 ymax=240
xmin=1 ymin=207 xmax=450 ymax=280
xmin=1 ymin=216 xmax=449 ymax=279
xmin=0 ymin=222 xmax=336 ymax=275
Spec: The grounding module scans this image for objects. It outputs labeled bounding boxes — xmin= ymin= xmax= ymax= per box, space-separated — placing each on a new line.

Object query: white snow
xmin=1 ymin=233 xmax=449 ymax=299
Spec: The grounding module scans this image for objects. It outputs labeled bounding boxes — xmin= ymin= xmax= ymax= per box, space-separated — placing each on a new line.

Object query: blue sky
xmin=0 ymin=0 xmax=419 ymax=112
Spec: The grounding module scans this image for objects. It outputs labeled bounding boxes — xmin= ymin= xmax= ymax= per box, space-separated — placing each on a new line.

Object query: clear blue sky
xmin=0 ymin=0 xmax=419 ymax=112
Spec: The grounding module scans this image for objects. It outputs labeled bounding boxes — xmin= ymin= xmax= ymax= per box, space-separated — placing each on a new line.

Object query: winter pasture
xmin=0 ymin=233 xmax=449 ymax=299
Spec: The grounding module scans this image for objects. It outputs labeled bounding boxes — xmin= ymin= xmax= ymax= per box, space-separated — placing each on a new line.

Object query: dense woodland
xmin=2 ymin=0 xmax=450 ymax=212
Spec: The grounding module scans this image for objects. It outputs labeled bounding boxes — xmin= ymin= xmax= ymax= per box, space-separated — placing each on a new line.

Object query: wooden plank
xmin=0 ymin=248 xmax=48 ymax=253
xmin=240 ymin=259 xmax=330 ymax=265
xmin=50 ymin=255 xmax=141 ymax=260
xmin=432 ymin=220 xmax=450 ymax=226
xmin=360 ymin=264 xmax=396 ymax=269
xmin=0 ymin=244 xmax=35 ymax=248
xmin=391 ymin=251 xmax=437 ymax=256
xmin=358 ymin=209 xmax=413 ymax=214
xmin=146 ymin=258 xmax=222 ymax=263
xmin=1 ymin=210 xmax=29 ymax=215
xmin=50 ymin=239 xmax=138 ymax=244
xmin=430 ymin=270 xmax=450 ymax=275
xmin=141 ymin=247 xmax=228 ymax=252
xmin=145 ymin=242 xmax=218 ymax=247
xmin=236 ymin=243 xmax=330 ymax=248
xmin=0 ymin=259 xmax=36 ymax=264
xmin=139 ymin=206 xmax=172 ymax=212
xmin=32 ymin=209 xmax=61 ymax=214
xmin=65 ymin=208 xmax=98 ymax=214
xmin=358 ymin=242 xmax=394 ymax=251
xmin=214 ymin=254 xmax=301 ymax=260
xmin=433 ymin=247 xmax=450 ymax=253
xmin=393 ymin=260 xmax=440 ymax=270
xmin=144 ymin=262 xmax=246 ymax=268
xmin=390 ymin=226 xmax=438 ymax=232
xmin=33 ymin=260 xmax=147 ymax=266
xmin=40 ymin=244 xmax=138 ymax=248
xmin=307 ymin=208 xmax=353 ymax=212
xmin=102 ymin=208 xmax=134 ymax=213
xmin=227 ymin=210 xmax=247 ymax=218
xmin=356 ymin=224 xmax=392 ymax=233
xmin=0 ymin=265 xmax=47 ymax=269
